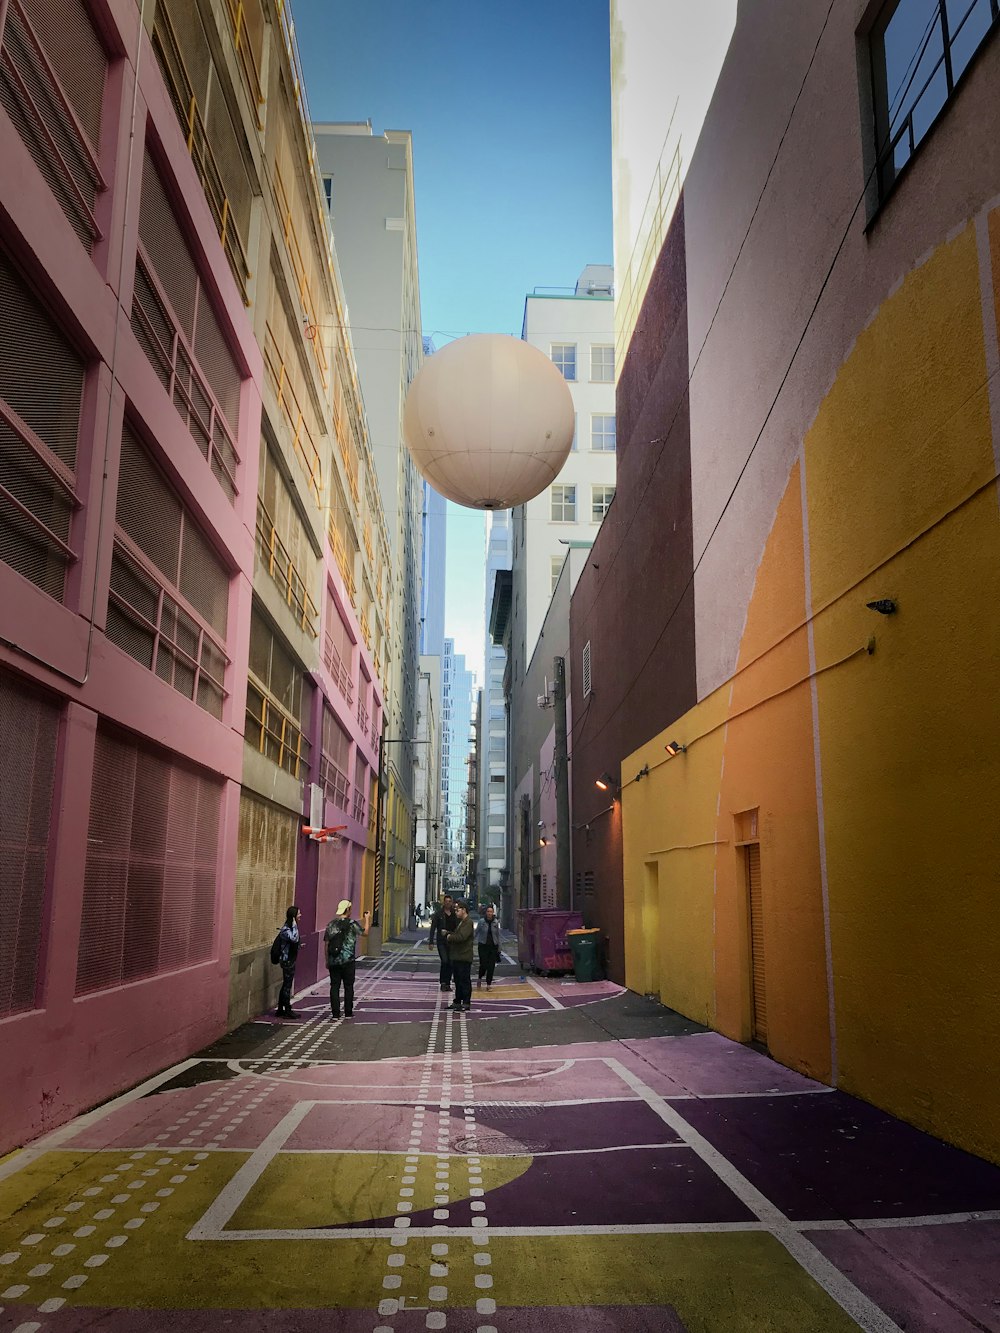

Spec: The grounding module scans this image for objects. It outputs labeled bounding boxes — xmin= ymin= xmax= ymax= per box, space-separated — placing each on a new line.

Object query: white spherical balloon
xmin=403 ymin=333 xmax=575 ymax=509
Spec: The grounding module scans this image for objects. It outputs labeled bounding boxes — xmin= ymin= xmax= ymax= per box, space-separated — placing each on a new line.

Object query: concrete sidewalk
xmin=1 ymin=934 xmax=998 ymax=1330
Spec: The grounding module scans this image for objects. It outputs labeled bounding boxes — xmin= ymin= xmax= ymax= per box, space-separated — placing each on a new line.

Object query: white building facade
xmin=515 ymin=266 xmax=617 ymax=668
xmin=441 ymin=638 xmax=475 ymax=895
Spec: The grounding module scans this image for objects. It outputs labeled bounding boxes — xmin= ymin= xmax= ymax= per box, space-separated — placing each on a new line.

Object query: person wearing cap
xmin=324 ymin=898 xmax=370 ymax=1019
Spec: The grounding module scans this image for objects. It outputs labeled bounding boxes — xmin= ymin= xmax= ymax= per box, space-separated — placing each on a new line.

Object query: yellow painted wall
xmin=622 ymin=209 xmax=1000 ymax=1160
xmin=805 ymin=218 xmax=1000 ymax=1161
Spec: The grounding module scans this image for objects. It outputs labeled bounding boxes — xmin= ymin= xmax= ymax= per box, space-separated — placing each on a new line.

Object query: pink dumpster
xmin=529 ymin=909 xmax=583 ymax=974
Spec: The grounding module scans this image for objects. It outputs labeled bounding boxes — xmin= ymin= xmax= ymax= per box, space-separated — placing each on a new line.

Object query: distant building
xmin=441 ymin=639 xmax=475 ymax=893
xmin=478 ymin=511 xmax=512 ymax=910
xmin=513 ymin=266 xmax=616 ymax=680
xmin=314 ymin=122 xmax=425 ymax=940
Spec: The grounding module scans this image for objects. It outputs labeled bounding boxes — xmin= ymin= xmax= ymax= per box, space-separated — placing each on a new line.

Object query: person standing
xmin=445 ymin=900 xmax=474 ymax=1012
xmin=276 ymin=905 xmax=301 ymax=1019
xmin=475 ymin=905 xmax=501 ymax=990
xmin=428 ymin=894 xmax=457 ymax=992
xmin=324 ymin=898 xmax=370 ymax=1019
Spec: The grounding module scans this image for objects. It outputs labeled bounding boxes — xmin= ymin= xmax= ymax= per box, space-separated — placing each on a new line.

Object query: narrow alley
xmin=2 ymin=933 xmax=998 ymax=1332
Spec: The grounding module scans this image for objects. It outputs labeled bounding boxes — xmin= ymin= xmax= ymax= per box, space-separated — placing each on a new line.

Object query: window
xmin=592 ymin=484 xmax=616 ymax=521
xmin=591 ymin=344 xmax=615 ymax=382
xmin=246 ymin=611 xmax=312 ymax=778
xmin=591 ymin=414 xmax=616 ymax=452
xmin=551 ymin=484 xmax=577 ymax=523
xmin=257 ymin=440 xmax=318 ymax=636
xmin=869 ymin=0 xmax=999 ymax=202
xmin=551 ymin=554 xmax=565 ymax=592
xmin=550 ymin=344 xmax=577 ymax=381
xmin=571 ymin=413 xmax=578 ymax=451
xmin=322 ymin=174 xmax=333 ymax=209
xmin=107 ymin=422 xmax=230 ymax=719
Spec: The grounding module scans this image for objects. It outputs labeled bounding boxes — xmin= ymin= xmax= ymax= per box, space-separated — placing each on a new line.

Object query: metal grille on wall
xmin=0 ymin=248 xmax=84 ymax=601
xmin=246 ymin=608 xmax=311 ymax=779
xmin=131 ymin=148 xmax=241 ymax=498
xmin=106 ymin=421 xmax=230 ymax=718
xmin=150 ymin=0 xmax=252 ymax=301
xmin=323 ymin=586 xmax=355 ymax=704
xmin=75 ymin=723 xmax=222 ymax=995
xmin=320 ymin=704 xmax=351 ymax=814
xmin=0 ymin=666 xmax=60 ymax=1018
xmin=0 ymin=0 xmax=108 ymax=250
xmin=231 ymin=789 xmax=296 ymax=954
xmin=256 ymin=437 xmax=318 ymax=635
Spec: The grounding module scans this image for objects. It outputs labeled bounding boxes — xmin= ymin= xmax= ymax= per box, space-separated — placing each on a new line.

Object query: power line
xmin=568 ymin=2 xmax=943 ymax=755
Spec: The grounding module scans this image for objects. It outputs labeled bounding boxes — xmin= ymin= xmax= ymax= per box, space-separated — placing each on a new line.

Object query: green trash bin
xmin=567 ymin=928 xmax=602 ymax=982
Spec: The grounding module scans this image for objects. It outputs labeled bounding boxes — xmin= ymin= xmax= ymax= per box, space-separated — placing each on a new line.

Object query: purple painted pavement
xmin=4 ymin=1305 xmax=688 ymax=1330
xmin=458 ymin=1098 xmax=682 ymax=1152
xmin=807 ymin=1220 xmax=1000 ymax=1332
xmin=676 ymin=1091 xmax=1000 ymax=1221
xmin=341 ymin=1146 xmax=754 ymax=1230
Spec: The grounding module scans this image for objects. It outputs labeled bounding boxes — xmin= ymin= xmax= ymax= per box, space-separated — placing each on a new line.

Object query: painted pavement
xmin=1 ymin=938 xmax=999 ymax=1331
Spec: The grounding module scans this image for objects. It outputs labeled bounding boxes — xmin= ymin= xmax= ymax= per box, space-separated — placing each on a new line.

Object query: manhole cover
xmin=454 ymin=1133 xmax=549 ymax=1155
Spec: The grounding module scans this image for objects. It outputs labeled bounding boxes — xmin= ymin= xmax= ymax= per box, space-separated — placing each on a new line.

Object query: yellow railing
xmin=246 ymin=680 xmax=308 ymax=779
xmin=273 ymin=163 xmax=329 ymax=389
xmin=363 ymin=517 xmax=374 ymax=565
xmin=151 ymin=4 xmax=251 ymax=304
xmin=262 ymin=323 xmax=323 ymax=503
xmin=327 ymin=516 xmax=356 ymax=602
xmin=224 ymin=0 xmax=264 ymax=126
xmin=255 ymin=497 xmax=318 ymax=635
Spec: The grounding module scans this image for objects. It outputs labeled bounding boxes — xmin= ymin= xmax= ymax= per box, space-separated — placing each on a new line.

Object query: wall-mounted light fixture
xmin=664 ymin=740 xmax=687 ymax=757
xmin=595 ymin=771 xmax=620 ymax=794
xmin=634 ymin=764 xmax=650 ymax=782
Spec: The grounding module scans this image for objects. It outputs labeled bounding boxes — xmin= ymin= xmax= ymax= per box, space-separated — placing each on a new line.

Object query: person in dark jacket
xmin=475 ymin=904 xmax=501 ymax=990
xmin=445 ymin=900 xmax=474 ymax=1012
xmin=428 ymin=894 xmax=457 ymax=992
xmin=276 ymin=905 xmax=301 ymax=1018
xmin=324 ymin=898 xmax=370 ymax=1019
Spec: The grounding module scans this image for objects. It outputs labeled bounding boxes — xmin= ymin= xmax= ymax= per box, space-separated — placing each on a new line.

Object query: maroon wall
xmin=570 ymin=199 xmax=696 ymax=984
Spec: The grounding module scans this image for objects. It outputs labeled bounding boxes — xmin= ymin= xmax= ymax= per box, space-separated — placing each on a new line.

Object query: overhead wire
xmin=567 ymin=0 xmax=948 ymax=755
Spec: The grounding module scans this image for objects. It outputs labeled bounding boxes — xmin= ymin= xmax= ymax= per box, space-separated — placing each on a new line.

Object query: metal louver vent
xmin=0 ymin=247 xmax=84 ymax=600
xmin=75 ymin=723 xmax=222 ymax=996
xmin=0 ymin=666 xmax=60 ymax=1018
xmin=0 ymin=0 xmax=108 ymax=248
xmin=582 ymin=640 xmax=592 ymax=699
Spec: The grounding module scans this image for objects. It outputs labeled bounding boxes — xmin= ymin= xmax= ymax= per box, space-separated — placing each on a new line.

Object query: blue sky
xmin=293 ymin=0 xmax=613 ymax=680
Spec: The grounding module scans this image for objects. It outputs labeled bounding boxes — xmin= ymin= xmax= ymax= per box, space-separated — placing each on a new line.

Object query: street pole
xmin=553 ymin=656 xmax=571 ymax=910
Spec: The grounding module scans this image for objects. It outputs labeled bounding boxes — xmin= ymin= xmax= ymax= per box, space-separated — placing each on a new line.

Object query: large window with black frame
xmin=868 ymin=0 xmax=998 ymax=203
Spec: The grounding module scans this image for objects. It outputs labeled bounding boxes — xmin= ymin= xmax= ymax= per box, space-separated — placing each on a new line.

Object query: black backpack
xmin=269 ymin=931 xmax=283 ymax=966
xmin=325 ymin=918 xmax=350 ymax=966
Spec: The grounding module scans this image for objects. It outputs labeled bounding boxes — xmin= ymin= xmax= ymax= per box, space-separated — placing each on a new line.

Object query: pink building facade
xmin=0 ymin=0 xmax=386 ymax=1151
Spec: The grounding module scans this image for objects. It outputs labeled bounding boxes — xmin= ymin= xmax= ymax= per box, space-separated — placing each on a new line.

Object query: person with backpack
xmin=274 ymin=905 xmax=301 ymax=1019
xmin=324 ymin=898 xmax=370 ymax=1019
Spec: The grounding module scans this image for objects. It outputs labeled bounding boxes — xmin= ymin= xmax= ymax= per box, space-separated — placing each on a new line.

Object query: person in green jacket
xmin=445 ymin=900 xmax=474 ymax=1012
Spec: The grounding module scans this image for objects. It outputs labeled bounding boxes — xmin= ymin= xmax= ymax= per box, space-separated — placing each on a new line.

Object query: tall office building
xmin=314 ymin=122 xmax=425 ymax=938
xmin=441 ymin=639 xmax=475 ymax=894
xmin=479 ymin=510 xmax=512 ymax=910
xmin=510 ymin=266 xmax=616 ymax=685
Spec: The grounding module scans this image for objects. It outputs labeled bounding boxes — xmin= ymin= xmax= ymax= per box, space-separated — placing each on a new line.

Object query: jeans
xmin=436 ymin=937 xmax=452 ymax=990
xmin=477 ymin=944 xmax=499 ymax=985
xmin=451 ymin=960 xmax=472 ymax=1008
xmin=329 ymin=960 xmax=356 ymax=1017
xmin=278 ymin=963 xmax=295 ymax=1013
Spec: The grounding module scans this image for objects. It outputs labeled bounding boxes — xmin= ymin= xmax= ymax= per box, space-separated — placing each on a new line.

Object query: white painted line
xmin=523 ymin=976 xmax=562 ymax=1009
xmin=605 ymin=1058 xmax=903 ymax=1333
